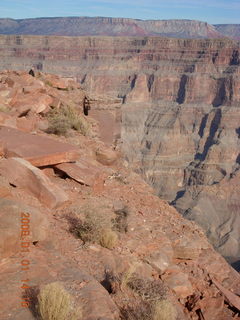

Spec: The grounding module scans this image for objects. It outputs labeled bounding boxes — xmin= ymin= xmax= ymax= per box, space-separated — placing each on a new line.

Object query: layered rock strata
xmin=0 ymin=35 xmax=239 ymax=266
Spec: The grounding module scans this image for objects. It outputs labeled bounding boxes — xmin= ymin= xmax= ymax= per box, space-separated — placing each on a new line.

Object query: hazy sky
xmin=0 ymin=0 xmax=239 ymax=24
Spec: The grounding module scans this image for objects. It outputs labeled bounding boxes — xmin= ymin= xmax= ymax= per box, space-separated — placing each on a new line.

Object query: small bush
xmin=120 ymin=299 xmax=153 ymax=320
xmin=153 ymin=300 xmax=177 ymax=320
xmin=37 ymin=282 xmax=80 ymax=320
xmin=99 ymin=229 xmax=118 ymax=249
xmin=113 ymin=205 xmax=129 ymax=233
xmin=127 ymin=276 xmax=166 ymax=302
xmin=69 ymin=205 xmax=118 ymax=249
xmin=47 ymin=105 xmax=89 ymax=136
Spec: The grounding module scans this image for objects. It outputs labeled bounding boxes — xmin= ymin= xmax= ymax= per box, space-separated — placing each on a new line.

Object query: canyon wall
xmin=0 ymin=35 xmax=239 ymax=266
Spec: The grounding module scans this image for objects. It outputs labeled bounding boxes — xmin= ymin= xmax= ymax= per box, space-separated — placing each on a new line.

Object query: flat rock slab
xmin=55 ymin=160 xmax=101 ymax=186
xmin=0 ymin=157 xmax=68 ymax=208
xmin=0 ymin=198 xmax=49 ymax=259
xmin=0 ymin=126 xmax=80 ymax=166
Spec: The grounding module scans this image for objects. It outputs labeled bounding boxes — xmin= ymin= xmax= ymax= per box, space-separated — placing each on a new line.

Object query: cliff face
xmin=0 ymin=35 xmax=239 ymax=267
xmin=0 ymin=17 xmax=229 ymax=38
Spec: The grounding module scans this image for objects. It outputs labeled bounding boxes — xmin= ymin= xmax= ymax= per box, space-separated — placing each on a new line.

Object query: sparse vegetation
xmin=68 ymin=204 xmax=118 ymax=249
xmin=99 ymin=229 xmax=118 ymax=249
xmin=37 ymin=282 xmax=81 ymax=320
xmin=127 ymin=276 xmax=166 ymax=302
xmin=0 ymin=105 xmax=10 ymax=113
xmin=120 ymin=299 xmax=153 ymax=320
xmin=113 ymin=205 xmax=129 ymax=233
xmin=46 ymin=105 xmax=90 ymax=136
xmin=153 ymin=300 xmax=177 ymax=320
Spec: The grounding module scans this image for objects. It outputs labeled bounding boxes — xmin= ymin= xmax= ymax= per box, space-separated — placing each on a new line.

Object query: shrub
xmin=37 ymin=282 xmax=80 ymax=320
xmin=120 ymin=299 xmax=153 ymax=320
xmin=69 ymin=205 xmax=118 ymax=249
xmin=127 ymin=276 xmax=166 ymax=302
xmin=153 ymin=300 xmax=177 ymax=320
xmin=113 ymin=205 xmax=129 ymax=233
xmin=47 ymin=105 xmax=89 ymax=136
xmin=99 ymin=229 xmax=118 ymax=249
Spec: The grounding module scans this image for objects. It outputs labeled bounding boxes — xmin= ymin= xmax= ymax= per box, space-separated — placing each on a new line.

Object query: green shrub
xmin=37 ymin=282 xmax=81 ymax=320
xmin=47 ymin=105 xmax=89 ymax=136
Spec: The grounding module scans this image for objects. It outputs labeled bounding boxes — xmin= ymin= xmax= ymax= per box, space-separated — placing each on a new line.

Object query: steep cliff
xmin=0 ymin=35 xmax=239 ymax=268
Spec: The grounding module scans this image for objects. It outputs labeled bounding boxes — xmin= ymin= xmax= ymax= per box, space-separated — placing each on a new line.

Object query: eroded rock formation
xmin=0 ymin=71 xmax=240 ymax=320
xmin=0 ymin=35 xmax=239 ymax=268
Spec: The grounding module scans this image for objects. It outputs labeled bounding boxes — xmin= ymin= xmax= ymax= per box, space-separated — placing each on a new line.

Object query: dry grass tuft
xmin=47 ymin=105 xmax=89 ymax=136
xmin=99 ymin=229 xmax=118 ymax=249
xmin=0 ymin=105 xmax=10 ymax=113
xmin=68 ymin=204 xmax=118 ymax=249
xmin=37 ymin=282 xmax=81 ymax=320
xmin=127 ymin=275 xmax=166 ymax=302
xmin=153 ymin=299 xmax=177 ymax=320
xmin=120 ymin=299 xmax=153 ymax=320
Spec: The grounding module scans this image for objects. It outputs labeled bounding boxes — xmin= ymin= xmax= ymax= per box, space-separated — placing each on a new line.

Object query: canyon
xmin=0 ymin=34 xmax=239 ymax=271
xmin=0 ymin=70 xmax=240 ymax=320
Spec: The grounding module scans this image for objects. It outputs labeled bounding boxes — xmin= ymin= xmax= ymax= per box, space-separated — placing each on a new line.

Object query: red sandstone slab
xmin=55 ymin=160 xmax=101 ymax=186
xmin=0 ymin=126 xmax=80 ymax=166
xmin=0 ymin=157 xmax=68 ymax=208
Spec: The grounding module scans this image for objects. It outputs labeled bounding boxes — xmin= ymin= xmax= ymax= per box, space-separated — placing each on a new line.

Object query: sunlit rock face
xmin=0 ymin=34 xmax=239 ymax=265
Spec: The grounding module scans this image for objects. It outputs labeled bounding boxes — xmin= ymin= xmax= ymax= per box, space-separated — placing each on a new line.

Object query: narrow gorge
xmin=0 ymin=34 xmax=239 ymax=268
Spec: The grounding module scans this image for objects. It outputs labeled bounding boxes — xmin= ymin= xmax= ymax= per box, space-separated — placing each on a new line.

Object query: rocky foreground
xmin=0 ymin=71 xmax=240 ymax=319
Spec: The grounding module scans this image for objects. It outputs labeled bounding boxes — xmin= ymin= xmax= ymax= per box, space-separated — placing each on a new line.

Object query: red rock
xmin=96 ymin=146 xmax=119 ymax=166
xmin=162 ymin=271 xmax=194 ymax=299
xmin=0 ymin=198 xmax=49 ymax=259
xmin=44 ymin=74 xmax=69 ymax=89
xmin=16 ymin=116 xmax=37 ymax=132
xmin=55 ymin=160 xmax=101 ymax=186
xmin=0 ymin=186 xmax=11 ymax=198
xmin=0 ymin=157 xmax=68 ymax=208
xmin=11 ymin=92 xmax=53 ymax=114
xmin=0 ymin=112 xmax=11 ymax=125
xmin=0 ymin=126 xmax=80 ymax=166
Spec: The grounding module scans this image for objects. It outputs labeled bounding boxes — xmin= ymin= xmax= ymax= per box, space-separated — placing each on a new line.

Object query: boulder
xmin=11 ymin=93 xmax=53 ymax=115
xmin=0 ymin=198 xmax=49 ymax=259
xmin=0 ymin=157 xmax=68 ymax=208
xmin=0 ymin=126 xmax=80 ymax=166
xmin=96 ymin=146 xmax=119 ymax=166
xmin=162 ymin=271 xmax=194 ymax=299
xmin=55 ymin=160 xmax=101 ymax=186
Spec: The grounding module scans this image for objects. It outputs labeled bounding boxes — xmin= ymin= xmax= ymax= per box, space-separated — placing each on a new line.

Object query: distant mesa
xmin=0 ymin=16 xmax=239 ymax=39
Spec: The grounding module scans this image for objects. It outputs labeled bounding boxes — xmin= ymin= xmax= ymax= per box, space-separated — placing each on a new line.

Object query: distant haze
xmin=0 ymin=0 xmax=239 ymax=24
xmin=0 ymin=17 xmax=239 ymax=40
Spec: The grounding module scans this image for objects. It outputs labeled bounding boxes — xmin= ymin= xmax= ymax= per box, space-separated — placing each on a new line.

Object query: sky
xmin=0 ymin=0 xmax=239 ymax=24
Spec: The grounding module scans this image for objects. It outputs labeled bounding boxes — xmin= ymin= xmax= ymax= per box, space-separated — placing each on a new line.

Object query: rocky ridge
xmin=0 ymin=71 xmax=240 ymax=319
